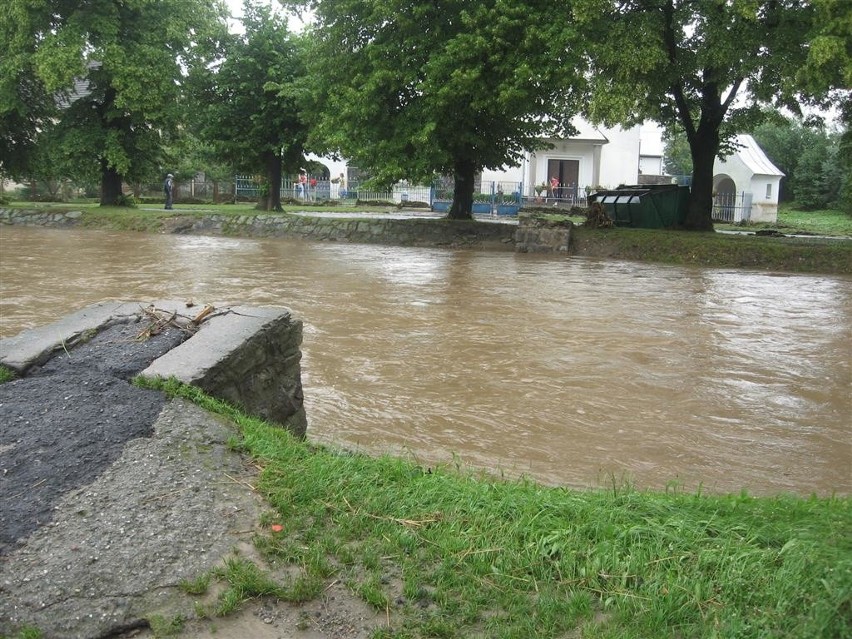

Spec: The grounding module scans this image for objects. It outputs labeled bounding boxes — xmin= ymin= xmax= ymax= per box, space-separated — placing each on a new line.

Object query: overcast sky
xmin=223 ymin=0 xmax=312 ymax=32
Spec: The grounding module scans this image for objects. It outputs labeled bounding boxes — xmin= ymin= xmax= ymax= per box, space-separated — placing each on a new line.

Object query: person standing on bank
xmin=163 ymin=173 xmax=174 ymax=210
xmin=298 ymin=169 xmax=307 ymax=199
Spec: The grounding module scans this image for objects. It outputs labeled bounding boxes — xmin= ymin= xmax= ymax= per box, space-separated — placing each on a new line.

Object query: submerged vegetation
xmin=137 ymin=377 xmax=851 ymax=639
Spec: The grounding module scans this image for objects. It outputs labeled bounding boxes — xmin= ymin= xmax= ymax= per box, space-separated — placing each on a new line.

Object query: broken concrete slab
xmin=0 ymin=300 xmax=306 ymax=437
xmin=141 ymin=305 xmax=306 ymax=437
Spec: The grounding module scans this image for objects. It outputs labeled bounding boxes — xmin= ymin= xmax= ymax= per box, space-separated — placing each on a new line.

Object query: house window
xmin=766 ymin=183 xmax=772 ymax=199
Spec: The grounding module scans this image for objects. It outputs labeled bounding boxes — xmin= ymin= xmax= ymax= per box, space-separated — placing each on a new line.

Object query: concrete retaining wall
xmin=0 ymin=207 xmax=576 ymax=253
xmin=0 ymin=208 xmax=517 ymax=251
xmin=514 ymin=213 xmax=573 ymax=253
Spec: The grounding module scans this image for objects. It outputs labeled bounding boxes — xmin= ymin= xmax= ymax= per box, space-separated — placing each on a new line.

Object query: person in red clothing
xmin=298 ymin=169 xmax=307 ymax=199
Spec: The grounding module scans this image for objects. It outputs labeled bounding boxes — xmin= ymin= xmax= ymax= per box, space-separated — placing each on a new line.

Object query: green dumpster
xmin=589 ymin=184 xmax=689 ymax=229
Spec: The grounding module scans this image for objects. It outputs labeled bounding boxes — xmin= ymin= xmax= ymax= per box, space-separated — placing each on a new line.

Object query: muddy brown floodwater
xmin=1 ymin=225 xmax=850 ymax=496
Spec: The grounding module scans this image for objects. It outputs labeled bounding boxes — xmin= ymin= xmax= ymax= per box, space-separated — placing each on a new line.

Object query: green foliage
xmin=4 ymin=626 xmax=43 ymax=639
xmin=0 ymin=366 xmax=16 ymax=384
xmin=1 ymin=0 xmax=227 ymax=203
xmin=188 ymin=2 xmax=307 ymax=212
xmin=662 ymin=127 xmax=692 ymax=177
xmin=147 ymin=613 xmax=186 ymax=637
xmin=178 ymin=573 xmax=211 ymax=596
xmin=796 ymin=0 xmax=852 ymax=101
xmin=0 ymin=7 xmax=58 ymax=180
xmin=753 ymin=116 xmax=847 ymax=210
xmin=300 ymin=0 xmax=584 ymax=218
xmin=211 ymin=556 xmax=287 ymax=616
xmin=576 ymin=1 xmax=820 ymax=230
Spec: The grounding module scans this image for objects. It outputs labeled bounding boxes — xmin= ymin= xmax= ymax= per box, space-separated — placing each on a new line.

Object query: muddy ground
xmin=0 ymin=324 xmax=383 ymax=639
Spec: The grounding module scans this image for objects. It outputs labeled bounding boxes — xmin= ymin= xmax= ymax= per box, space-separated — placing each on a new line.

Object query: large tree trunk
xmin=447 ymin=158 xmax=475 ymax=220
xmin=256 ymin=151 xmax=283 ymax=212
xmin=684 ymin=127 xmax=718 ymax=231
xmin=99 ymin=162 xmax=124 ymax=206
xmin=267 ymin=151 xmax=283 ymax=212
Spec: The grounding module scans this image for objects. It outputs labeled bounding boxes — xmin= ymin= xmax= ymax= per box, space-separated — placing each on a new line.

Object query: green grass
xmin=1 ymin=627 xmax=43 ymax=639
xmin=571 ymin=225 xmax=852 ymax=274
xmin=147 ymin=613 xmax=186 ymax=637
xmin=139 ymin=377 xmax=852 ymax=639
xmin=0 ymin=366 xmax=16 ymax=384
xmin=716 ymin=205 xmax=852 ymax=237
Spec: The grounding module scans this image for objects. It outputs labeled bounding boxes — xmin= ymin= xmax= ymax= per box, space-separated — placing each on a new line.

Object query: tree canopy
xmin=0 ymin=5 xmax=58 ymax=180
xmin=575 ymin=0 xmax=822 ymax=230
xmin=296 ymin=0 xmax=584 ymax=219
xmin=189 ymin=1 xmax=308 ymax=211
xmin=0 ymin=0 xmax=226 ymax=205
xmin=753 ymin=116 xmax=847 ymax=210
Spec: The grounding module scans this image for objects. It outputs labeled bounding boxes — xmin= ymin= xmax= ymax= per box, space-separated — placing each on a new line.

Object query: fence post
xmin=742 ymin=192 xmax=753 ymax=223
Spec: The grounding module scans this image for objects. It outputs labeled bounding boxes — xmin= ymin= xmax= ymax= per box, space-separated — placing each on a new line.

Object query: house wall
xmin=480 ymin=124 xmax=643 ymax=197
xmin=480 ymin=165 xmax=524 ymax=190
xmin=639 ymin=155 xmax=664 ymax=176
xmin=748 ymin=175 xmax=781 ymax=222
xmin=714 ymin=154 xmax=751 ymax=195
xmin=527 ymin=140 xmax=601 ymax=196
xmin=598 ymin=126 xmax=641 ymax=188
xmin=713 ymin=154 xmax=781 ymax=223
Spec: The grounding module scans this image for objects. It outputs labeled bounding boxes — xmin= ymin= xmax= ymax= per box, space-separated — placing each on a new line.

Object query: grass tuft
xmin=211 ymin=556 xmax=286 ymax=616
xmin=147 ymin=613 xmax=185 ymax=637
xmin=0 ymin=366 xmax=16 ymax=384
xmin=177 ymin=573 xmax=210 ymax=596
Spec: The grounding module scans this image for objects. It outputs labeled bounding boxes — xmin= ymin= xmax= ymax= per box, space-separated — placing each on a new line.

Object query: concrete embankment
xmin=0 ymin=208 xmax=576 ymax=253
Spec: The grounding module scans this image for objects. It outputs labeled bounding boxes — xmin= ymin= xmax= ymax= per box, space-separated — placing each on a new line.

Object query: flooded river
xmin=1 ymin=226 xmax=849 ymax=496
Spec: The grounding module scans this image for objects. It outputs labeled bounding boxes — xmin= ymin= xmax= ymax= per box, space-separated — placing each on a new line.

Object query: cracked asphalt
xmin=0 ymin=324 xmax=265 ymax=638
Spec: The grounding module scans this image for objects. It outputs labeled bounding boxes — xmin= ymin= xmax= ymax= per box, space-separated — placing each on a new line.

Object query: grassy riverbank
xmin=139 ymin=378 xmax=850 ymax=639
xmin=569 ymin=225 xmax=852 ymax=273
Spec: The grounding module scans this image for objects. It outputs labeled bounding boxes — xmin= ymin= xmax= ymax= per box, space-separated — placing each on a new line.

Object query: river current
xmin=1 ymin=226 xmax=849 ymax=496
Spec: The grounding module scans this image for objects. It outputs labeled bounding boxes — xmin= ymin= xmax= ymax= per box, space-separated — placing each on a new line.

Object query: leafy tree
xmin=792 ymin=135 xmax=844 ymax=210
xmin=296 ymin=0 xmax=583 ymax=219
xmin=752 ymin=115 xmax=845 ymax=208
xmin=576 ymin=0 xmax=818 ymax=230
xmin=0 ymin=7 xmax=57 ymax=181
xmin=661 ymin=127 xmax=692 ymax=178
xmin=795 ymin=0 xmax=851 ymax=212
xmin=190 ymin=1 xmax=307 ymax=211
xmin=1 ymin=0 xmax=226 ymax=205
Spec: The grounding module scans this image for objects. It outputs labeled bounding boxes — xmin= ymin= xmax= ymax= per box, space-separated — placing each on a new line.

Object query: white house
xmin=304 ymin=119 xmax=644 ymax=203
xmin=305 ymin=122 xmax=783 ymax=220
xmin=712 ymin=134 xmax=784 ymax=223
xmin=480 ymin=118 xmax=643 ymax=200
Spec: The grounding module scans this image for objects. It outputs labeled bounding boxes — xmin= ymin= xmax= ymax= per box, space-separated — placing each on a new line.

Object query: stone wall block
xmin=142 ymin=305 xmax=307 ymax=438
xmin=514 ymin=215 xmax=573 ymax=253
